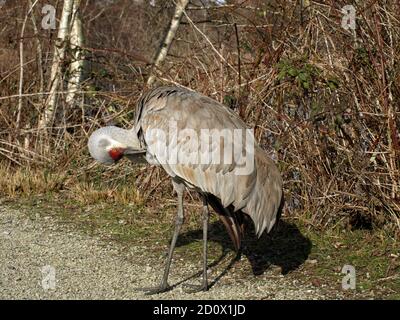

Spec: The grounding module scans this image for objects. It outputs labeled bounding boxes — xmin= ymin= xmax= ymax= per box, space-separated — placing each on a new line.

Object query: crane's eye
xmin=108 ymin=148 xmax=125 ymax=161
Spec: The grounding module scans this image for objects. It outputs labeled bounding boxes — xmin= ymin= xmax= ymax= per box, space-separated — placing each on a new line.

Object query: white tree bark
xmin=66 ymin=0 xmax=85 ymax=106
xmin=147 ymin=0 xmax=190 ymax=86
xmin=39 ymin=0 xmax=74 ymax=130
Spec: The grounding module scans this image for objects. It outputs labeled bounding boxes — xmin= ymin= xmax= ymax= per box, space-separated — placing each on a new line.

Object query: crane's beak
xmin=123 ymin=148 xmax=147 ymax=163
xmin=123 ymin=148 xmax=146 ymax=155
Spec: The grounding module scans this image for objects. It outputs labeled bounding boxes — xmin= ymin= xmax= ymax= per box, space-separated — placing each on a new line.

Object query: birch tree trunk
xmin=147 ymin=0 xmax=189 ymax=86
xmin=66 ymin=0 xmax=85 ymax=106
xmin=39 ymin=0 xmax=74 ymax=130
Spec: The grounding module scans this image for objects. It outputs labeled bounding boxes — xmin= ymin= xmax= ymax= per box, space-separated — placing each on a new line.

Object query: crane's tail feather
xmin=205 ymin=194 xmax=244 ymax=252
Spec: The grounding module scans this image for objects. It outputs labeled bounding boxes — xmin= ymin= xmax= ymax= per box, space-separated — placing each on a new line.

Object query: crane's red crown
xmin=108 ymin=147 xmax=125 ymax=161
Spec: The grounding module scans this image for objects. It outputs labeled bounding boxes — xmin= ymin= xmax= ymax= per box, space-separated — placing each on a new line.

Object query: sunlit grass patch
xmin=0 ymin=164 xmax=144 ymax=207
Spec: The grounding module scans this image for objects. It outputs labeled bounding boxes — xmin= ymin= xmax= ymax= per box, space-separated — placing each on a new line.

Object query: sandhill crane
xmin=88 ymin=86 xmax=283 ymax=294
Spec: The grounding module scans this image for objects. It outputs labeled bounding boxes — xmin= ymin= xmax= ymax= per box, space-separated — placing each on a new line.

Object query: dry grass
xmin=0 ymin=164 xmax=143 ymax=206
xmin=0 ymin=164 xmax=67 ymax=197
xmin=67 ymin=181 xmax=143 ymax=206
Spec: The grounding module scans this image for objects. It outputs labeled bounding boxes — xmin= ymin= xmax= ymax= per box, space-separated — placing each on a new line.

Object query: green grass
xmin=297 ymin=225 xmax=400 ymax=299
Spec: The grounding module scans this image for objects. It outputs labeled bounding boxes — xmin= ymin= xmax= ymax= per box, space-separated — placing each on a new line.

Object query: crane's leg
xmin=184 ymin=195 xmax=209 ymax=293
xmin=137 ymin=180 xmax=185 ymax=295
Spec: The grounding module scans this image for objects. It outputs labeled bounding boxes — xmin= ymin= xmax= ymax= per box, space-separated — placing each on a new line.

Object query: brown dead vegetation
xmin=0 ymin=0 xmax=399 ymax=234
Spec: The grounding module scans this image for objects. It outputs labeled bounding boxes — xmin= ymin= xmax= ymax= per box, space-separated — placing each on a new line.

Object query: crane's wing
xmin=135 ymin=87 xmax=282 ymax=237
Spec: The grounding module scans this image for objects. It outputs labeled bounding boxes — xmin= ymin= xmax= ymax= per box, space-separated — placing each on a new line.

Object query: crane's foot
xmin=136 ymin=284 xmax=172 ymax=295
xmin=183 ymin=283 xmax=208 ymax=293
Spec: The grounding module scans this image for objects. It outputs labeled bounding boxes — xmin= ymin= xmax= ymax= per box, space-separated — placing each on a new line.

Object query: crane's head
xmin=88 ymin=126 xmax=142 ymax=165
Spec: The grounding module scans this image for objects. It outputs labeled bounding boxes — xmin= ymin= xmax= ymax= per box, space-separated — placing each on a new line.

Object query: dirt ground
xmin=0 ymin=205 xmax=339 ymax=300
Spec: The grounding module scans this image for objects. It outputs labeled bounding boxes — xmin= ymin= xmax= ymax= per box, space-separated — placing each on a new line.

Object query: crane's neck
xmin=103 ymin=126 xmax=142 ymax=151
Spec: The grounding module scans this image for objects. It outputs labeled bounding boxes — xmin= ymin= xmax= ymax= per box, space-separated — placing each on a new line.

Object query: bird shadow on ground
xmin=175 ymin=219 xmax=312 ymax=289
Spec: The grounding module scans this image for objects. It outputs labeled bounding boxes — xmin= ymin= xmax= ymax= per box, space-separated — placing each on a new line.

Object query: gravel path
xmin=0 ymin=206 xmax=332 ymax=300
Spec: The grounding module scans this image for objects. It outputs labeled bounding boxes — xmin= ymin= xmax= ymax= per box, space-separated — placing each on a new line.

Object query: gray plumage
xmin=135 ymin=86 xmax=282 ymax=235
xmin=88 ymin=86 xmax=283 ymax=294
